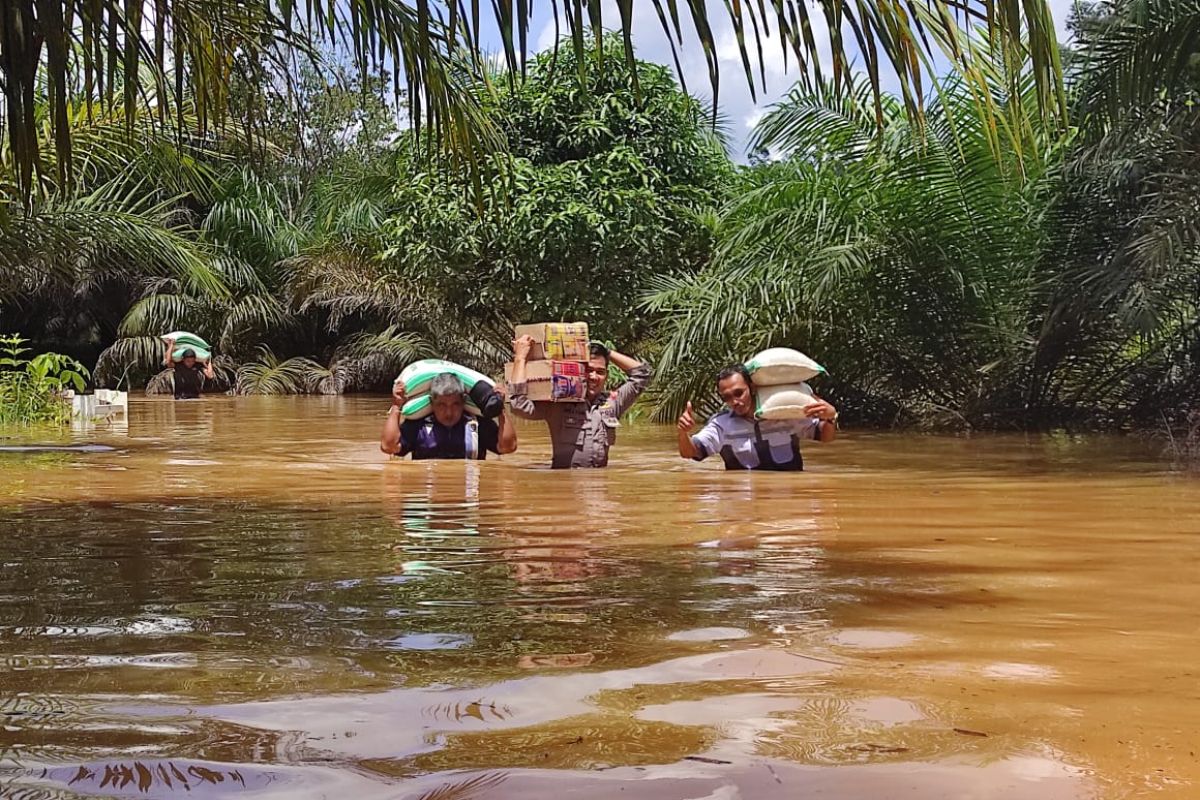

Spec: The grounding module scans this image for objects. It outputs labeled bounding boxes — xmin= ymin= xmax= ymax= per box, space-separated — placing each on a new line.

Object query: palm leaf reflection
xmin=414 ymin=771 xmax=507 ymax=800
xmin=65 ymin=761 xmax=247 ymax=793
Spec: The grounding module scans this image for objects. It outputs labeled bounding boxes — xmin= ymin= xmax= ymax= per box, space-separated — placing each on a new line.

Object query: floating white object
xmin=70 ymin=390 xmax=128 ymax=420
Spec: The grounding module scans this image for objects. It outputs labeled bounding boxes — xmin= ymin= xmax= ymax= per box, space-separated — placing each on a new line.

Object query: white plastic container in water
xmin=70 ymin=390 xmax=128 ymax=420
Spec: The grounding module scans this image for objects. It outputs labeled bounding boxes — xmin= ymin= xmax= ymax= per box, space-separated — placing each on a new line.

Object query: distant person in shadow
xmin=382 ymin=373 xmax=517 ymax=460
xmin=677 ymin=365 xmax=837 ymax=471
xmin=163 ymin=338 xmax=215 ymax=400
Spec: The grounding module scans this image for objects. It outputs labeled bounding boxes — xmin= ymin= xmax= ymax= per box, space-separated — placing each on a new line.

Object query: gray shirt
xmin=508 ymin=363 xmax=653 ymax=468
xmin=691 ymin=409 xmax=820 ymax=471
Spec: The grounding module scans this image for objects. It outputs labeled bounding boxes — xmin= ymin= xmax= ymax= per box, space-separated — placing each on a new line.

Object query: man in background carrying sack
xmin=162 ymin=337 xmax=215 ymax=400
xmin=381 ymin=373 xmax=517 ymax=460
xmin=507 ymin=336 xmax=652 ymax=468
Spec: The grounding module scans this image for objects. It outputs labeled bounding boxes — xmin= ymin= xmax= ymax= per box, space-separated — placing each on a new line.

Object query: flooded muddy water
xmin=0 ymin=396 xmax=1196 ymax=798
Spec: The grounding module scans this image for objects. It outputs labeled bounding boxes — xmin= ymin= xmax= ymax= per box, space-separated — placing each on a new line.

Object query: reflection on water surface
xmin=0 ymin=396 xmax=1196 ymax=798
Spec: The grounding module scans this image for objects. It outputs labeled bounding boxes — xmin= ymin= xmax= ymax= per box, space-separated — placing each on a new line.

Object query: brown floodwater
xmin=0 ymin=396 xmax=1197 ymax=799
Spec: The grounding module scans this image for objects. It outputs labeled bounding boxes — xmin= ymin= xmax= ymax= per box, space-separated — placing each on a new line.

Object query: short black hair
xmin=716 ymin=363 xmax=752 ymax=387
xmin=588 ymin=342 xmax=610 ymax=362
xmin=181 ymin=348 xmax=196 ymax=359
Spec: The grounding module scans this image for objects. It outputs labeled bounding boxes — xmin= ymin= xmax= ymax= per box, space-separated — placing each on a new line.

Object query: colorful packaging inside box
xmin=513 ymin=322 xmax=589 ymax=361
xmin=504 ymin=360 xmax=587 ymax=402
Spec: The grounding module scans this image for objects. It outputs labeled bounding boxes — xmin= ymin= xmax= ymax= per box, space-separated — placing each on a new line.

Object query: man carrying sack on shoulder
xmin=163 ymin=337 xmax=215 ymax=400
xmin=382 ymin=373 xmax=517 ymax=460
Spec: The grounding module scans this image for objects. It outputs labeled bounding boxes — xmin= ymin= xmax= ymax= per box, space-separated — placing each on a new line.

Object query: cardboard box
xmin=513 ymin=322 xmax=590 ymax=361
xmin=504 ymin=360 xmax=587 ymax=402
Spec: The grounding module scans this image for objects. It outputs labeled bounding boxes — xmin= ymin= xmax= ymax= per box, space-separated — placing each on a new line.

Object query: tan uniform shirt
xmin=508 ymin=363 xmax=653 ymax=469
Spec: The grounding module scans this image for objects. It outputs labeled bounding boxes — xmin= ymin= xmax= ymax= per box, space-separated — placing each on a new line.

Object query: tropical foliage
xmin=0 ymin=0 xmax=1065 ymax=202
xmin=5 ymin=42 xmax=726 ymax=394
xmin=647 ymin=72 xmax=1063 ymax=425
xmin=647 ymin=0 xmax=1200 ymax=430
xmin=3 ymin=0 xmax=1199 ymax=434
xmin=0 ymin=335 xmax=89 ymax=426
xmin=367 ymin=40 xmax=732 ymax=346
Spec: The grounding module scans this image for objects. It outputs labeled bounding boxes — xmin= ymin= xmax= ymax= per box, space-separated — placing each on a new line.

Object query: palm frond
xmin=116 ymin=294 xmax=196 ymax=338
xmin=235 ymin=346 xmax=324 ymax=394
xmin=2 ymin=0 xmax=1067 ymax=204
xmin=94 ymin=336 xmax=165 ymax=388
xmin=415 ymin=772 xmax=506 ymax=800
xmin=1073 ymin=0 xmax=1200 ymax=123
xmin=330 ymin=325 xmax=436 ymax=389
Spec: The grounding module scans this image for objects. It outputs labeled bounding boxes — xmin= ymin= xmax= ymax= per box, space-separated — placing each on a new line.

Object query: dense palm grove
xmin=2 ymin=1 xmax=1198 ymax=431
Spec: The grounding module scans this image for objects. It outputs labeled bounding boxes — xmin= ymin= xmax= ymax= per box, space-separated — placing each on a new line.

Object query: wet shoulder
xmin=707 ymin=409 xmax=741 ymax=429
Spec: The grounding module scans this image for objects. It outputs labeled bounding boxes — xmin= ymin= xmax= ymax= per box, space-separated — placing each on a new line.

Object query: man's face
xmin=586 ymin=356 xmax=608 ymax=400
xmin=718 ymin=373 xmax=754 ymax=419
xmin=432 ymin=393 xmax=465 ymax=427
xmin=181 ymin=356 xmax=197 ymax=369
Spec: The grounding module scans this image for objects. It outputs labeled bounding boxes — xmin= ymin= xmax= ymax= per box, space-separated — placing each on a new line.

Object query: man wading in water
xmin=382 ymin=373 xmax=518 ymax=460
xmin=677 ymin=364 xmax=838 ymax=471
xmin=162 ymin=338 xmax=215 ymax=400
xmin=507 ymin=335 xmax=652 ymax=468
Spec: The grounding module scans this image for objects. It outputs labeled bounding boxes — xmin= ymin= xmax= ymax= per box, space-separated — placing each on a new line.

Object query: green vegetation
xmin=0 ymin=335 xmax=89 ymax=426
xmin=2 ymin=1 xmax=1198 ymax=433
xmin=0 ymin=0 xmax=1062 ymax=204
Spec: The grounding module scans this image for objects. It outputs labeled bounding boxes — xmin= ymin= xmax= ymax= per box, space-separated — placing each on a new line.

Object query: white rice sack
xmin=745 ymin=347 xmax=825 ymax=386
xmin=755 ymin=382 xmax=817 ymax=420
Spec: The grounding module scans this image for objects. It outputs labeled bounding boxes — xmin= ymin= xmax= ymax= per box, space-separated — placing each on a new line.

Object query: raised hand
xmin=677 ymin=401 xmax=695 ymax=432
xmin=803 ymin=400 xmax=837 ymax=421
xmin=512 ymin=334 xmax=534 ymax=361
xmin=391 ymin=379 xmax=407 ymax=407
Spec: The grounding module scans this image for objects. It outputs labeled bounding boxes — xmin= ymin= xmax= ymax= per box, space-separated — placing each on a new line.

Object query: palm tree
xmin=643 ymin=65 xmax=1062 ymax=426
xmin=1 ymin=0 xmax=1068 ymax=200
xmin=1070 ymin=0 xmax=1200 ymax=124
xmin=1031 ymin=0 xmax=1200 ymax=425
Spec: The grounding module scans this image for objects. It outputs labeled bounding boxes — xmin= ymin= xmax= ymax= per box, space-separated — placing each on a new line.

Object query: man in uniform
xmin=507 ymin=336 xmax=651 ymax=468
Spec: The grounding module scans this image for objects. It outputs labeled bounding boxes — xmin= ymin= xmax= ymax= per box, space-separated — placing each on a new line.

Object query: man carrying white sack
xmin=677 ymin=362 xmax=838 ymax=471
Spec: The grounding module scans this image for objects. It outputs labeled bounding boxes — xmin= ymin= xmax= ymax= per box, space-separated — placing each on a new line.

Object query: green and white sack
xmin=396 ymin=358 xmax=504 ymax=419
xmin=161 ymin=331 xmax=211 ymax=361
xmin=397 ymin=359 xmax=492 ymax=398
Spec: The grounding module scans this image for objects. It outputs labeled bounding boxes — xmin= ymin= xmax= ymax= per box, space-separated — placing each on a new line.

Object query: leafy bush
xmin=0 ymin=335 xmax=89 ymax=426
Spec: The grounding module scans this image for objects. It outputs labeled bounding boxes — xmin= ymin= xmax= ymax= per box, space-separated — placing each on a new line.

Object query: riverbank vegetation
xmin=2 ymin=1 xmax=1197 ymax=431
xmin=0 ymin=336 xmax=89 ymax=426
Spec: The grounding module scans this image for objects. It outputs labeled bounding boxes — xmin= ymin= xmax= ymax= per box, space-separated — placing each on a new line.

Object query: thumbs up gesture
xmin=677 ymin=401 xmax=695 ymax=432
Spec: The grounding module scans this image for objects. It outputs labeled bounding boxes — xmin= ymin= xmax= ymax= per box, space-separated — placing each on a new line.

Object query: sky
xmin=502 ymin=0 xmax=1084 ymax=158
